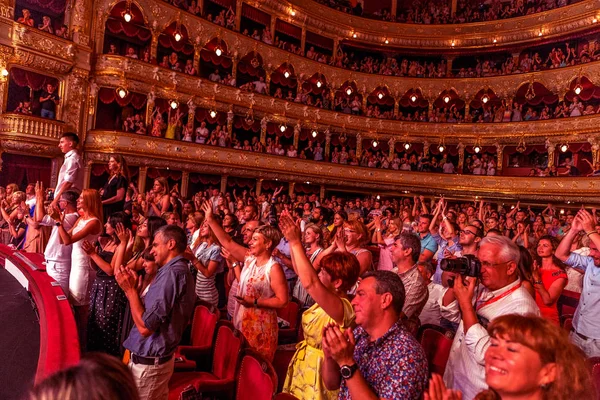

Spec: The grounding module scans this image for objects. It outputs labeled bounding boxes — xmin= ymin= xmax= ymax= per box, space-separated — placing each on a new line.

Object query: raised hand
xmin=115 ymin=222 xmax=131 ymax=244
xmin=577 ymin=209 xmax=595 ymax=233
xmin=81 ymin=240 xmax=97 ymax=255
xmin=200 ymin=200 xmax=214 ymax=221
xmin=279 ymin=211 xmax=302 ymax=244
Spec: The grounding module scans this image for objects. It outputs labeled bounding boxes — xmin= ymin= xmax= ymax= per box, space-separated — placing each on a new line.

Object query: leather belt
xmin=131 ymin=353 xmax=173 ymax=366
xmin=571 ymin=328 xmax=590 ymax=341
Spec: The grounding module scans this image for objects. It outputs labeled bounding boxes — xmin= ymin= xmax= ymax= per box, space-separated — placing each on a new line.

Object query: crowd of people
xmin=2 ymin=131 xmax=599 ymax=399
xmin=317 ymin=0 xmax=576 ymax=24
xmin=15 ymin=8 xmax=69 ymax=39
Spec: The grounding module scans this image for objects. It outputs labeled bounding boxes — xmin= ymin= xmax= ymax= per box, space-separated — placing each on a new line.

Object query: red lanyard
xmin=476 ymin=282 xmax=522 ymax=311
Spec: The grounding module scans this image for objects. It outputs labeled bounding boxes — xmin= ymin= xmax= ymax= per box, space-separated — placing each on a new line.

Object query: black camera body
xmin=440 ymin=254 xmax=481 ymax=278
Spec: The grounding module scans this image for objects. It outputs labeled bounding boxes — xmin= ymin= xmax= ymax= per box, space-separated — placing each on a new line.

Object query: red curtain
xmin=514 ymin=82 xmax=558 ymax=106
xmin=238 ymin=52 xmax=265 ymax=78
xmin=10 ymin=68 xmax=58 ymax=90
xmin=362 ymin=138 xmax=389 ymax=152
xmin=330 ymin=134 xmax=356 ymax=147
xmin=294 ymin=183 xmax=319 ymax=194
xmin=21 ymin=0 xmax=67 ymax=14
xmin=433 ymin=90 xmax=465 ymax=109
xmin=147 ymin=168 xmax=182 ymax=181
xmin=227 ymin=177 xmax=255 ymax=188
xmin=275 ymin=19 xmax=302 ymax=40
xmin=262 ymin=180 xmax=288 ymax=191
xmin=302 ymin=73 xmax=328 ymax=96
xmin=98 ymin=87 xmax=147 ymax=109
xmin=233 ymin=116 xmax=260 ymax=132
xmin=465 ymin=146 xmax=497 ymax=155
xmin=271 ymin=71 xmax=297 ymax=88
xmin=109 ymin=1 xmax=145 ymax=24
xmin=207 ymin=0 xmax=235 ymax=9
xmin=200 ymin=49 xmax=232 ymax=68
xmin=367 ymin=87 xmax=394 ymax=106
xmin=305 ymin=31 xmax=333 ymax=51
xmin=0 ymin=153 xmax=51 ymax=187
xmin=106 ymin=18 xmax=151 ymax=41
xmin=399 ymin=89 xmax=428 ymax=108
xmin=195 ymin=108 xmax=227 ymax=125
xmin=190 ymin=174 xmax=221 ymax=184
xmin=565 ymin=77 xmax=600 ymax=102
xmin=158 ymin=34 xmax=194 ymax=55
xmin=241 ymin=4 xmax=270 ymax=26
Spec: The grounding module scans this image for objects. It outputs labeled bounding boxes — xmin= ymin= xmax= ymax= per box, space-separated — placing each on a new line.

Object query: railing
xmin=0 ymin=244 xmax=80 ymax=383
xmin=0 ymin=113 xmax=65 ymax=140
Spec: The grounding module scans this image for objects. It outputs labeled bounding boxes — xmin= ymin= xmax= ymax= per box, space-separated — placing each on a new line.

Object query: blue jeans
xmin=41 ymin=109 xmax=55 ymax=119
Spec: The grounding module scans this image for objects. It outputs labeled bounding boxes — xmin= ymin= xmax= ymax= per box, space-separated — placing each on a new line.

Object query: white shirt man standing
xmin=53 ymin=132 xmax=83 ymax=208
xmin=441 ymin=235 xmax=539 ymax=400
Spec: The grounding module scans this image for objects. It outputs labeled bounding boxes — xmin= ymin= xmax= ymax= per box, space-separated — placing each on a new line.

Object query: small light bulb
xmin=215 ymin=48 xmax=222 ymax=56
xmin=574 ymin=86 xmax=582 ymax=95
xmin=352 ymin=33 xmax=357 ymax=38
xmin=2 ymin=68 xmax=9 ymax=77
xmin=346 ymin=88 xmax=352 ymax=96
xmin=170 ymin=100 xmax=178 ymax=109
xmin=373 ymin=140 xmax=378 ymax=148
xmin=280 ymin=124 xmax=286 ymax=132
xmin=560 ymin=144 xmax=568 ymax=152
xmin=378 ymin=92 xmax=384 ymax=99
xmin=482 ymin=95 xmax=489 ymax=104
xmin=284 ymin=71 xmax=290 ymax=78
xmin=538 ymin=30 xmax=543 ymax=37
xmin=118 ymin=88 xmax=127 ymax=98
xmin=474 ymin=146 xmax=481 ymax=153
xmin=291 ymin=9 xmax=296 ymax=16
xmin=444 ymin=96 xmax=450 ymax=103
xmin=493 ymin=38 xmax=497 ymax=43
xmin=438 ymin=145 xmax=445 ymax=152
xmin=174 ymin=32 xmax=182 ymax=42
xmin=316 ymin=80 xmax=322 ymax=88
xmin=384 ymin=39 xmax=389 ymax=44
xmin=376 ymin=195 xmax=381 ymax=200
xmin=209 ymin=110 xmax=217 ymax=118
xmin=451 ymin=41 xmax=455 ymax=47
xmin=312 ymin=130 xmax=317 ymax=138
xmin=123 ymin=12 xmax=132 ymax=22
xmin=404 ymin=143 xmax=411 ymax=150
xmin=594 ymin=17 xmax=598 ymax=23
xmin=560 ymin=209 xmax=565 ymax=215
xmin=410 ymin=95 xmax=417 ymax=102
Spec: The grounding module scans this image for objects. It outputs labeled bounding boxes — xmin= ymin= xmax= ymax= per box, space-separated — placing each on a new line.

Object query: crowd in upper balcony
xmin=15 ymin=8 xmax=69 ymax=39
xmin=317 ymin=0 xmax=578 ymax=24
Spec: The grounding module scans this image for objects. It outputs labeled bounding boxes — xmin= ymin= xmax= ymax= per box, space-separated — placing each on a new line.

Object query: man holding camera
xmin=441 ymin=235 xmax=539 ymax=400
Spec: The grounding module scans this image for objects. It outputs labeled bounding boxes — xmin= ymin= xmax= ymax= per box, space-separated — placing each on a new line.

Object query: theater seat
xmin=168 ymin=321 xmax=244 ymax=400
xmin=419 ymin=326 xmax=454 ymax=377
xmin=560 ymin=314 xmax=574 ymax=333
xmin=175 ymin=302 xmax=219 ymax=372
xmin=589 ymin=357 xmax=600 ymax=400
xmin=558 ymin=290 xmax=580 ymax=317
xmin=277 ymin=297 xmax=302 ymax=344
xmin=235 ymin=349 xmax=278 ymax=400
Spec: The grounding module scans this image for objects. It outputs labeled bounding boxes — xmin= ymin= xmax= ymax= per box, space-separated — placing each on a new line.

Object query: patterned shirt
xmin=338 ymin=322 xmax=428 ymax=400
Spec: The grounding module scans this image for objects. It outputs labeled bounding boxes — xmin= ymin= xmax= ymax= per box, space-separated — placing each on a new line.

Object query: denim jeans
xmin=41 ymin=109 xmax=55 ymax=119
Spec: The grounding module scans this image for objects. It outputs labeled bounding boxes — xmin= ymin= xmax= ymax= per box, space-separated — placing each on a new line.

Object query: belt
xmin=571 ymin=328 xmax=590 ymax=341
xmin=131 ymin=353 xmax=173 ymax=366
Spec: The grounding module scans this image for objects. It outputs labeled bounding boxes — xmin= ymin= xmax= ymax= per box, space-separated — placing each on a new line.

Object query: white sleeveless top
xmin=233 ymin=256 xmax=277 ymax=330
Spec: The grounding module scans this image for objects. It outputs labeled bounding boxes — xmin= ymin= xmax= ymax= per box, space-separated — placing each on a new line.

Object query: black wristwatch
xmin=340 ymin=363 xmax=358 ymax=379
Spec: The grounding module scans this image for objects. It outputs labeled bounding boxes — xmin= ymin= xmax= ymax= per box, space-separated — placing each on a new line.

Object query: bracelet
xmin=586 ymin=231 xmax=598 ymax=237
xmin=231 ymin=262 xmax=239 ymax=269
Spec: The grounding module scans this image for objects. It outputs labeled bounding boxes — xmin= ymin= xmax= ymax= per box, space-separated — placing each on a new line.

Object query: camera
xmin=440 ymin=254 xmax=481 ymax=278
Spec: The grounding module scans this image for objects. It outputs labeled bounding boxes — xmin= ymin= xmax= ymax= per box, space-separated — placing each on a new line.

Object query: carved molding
xmin=84 ymin=130 xmax=600 ymax=202
xmin=13 ymin=48 xmax=73 ymax=74
xmin=94 ymin=56 xmax=600 ymax=145
xmin=12 ymin=23 xmax=76 ymax=62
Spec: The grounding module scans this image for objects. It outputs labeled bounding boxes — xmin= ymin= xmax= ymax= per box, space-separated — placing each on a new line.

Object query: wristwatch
xmin=55 ymin=222 xmax=61 ymax=227
xmin=340 ymin=363 xmax=358 ymax=379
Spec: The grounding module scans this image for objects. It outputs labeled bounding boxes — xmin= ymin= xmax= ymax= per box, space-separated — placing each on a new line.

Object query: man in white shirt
xmin=37 ymin=190 xmax=79 ymax=295
xmin=441 ymin=235 xmax=539 ymax=400
xmin=208 ymin=69 xmax=221 ymax=82
xmin=53 ymin=132 xmax=82 ymax=208
xmin=555 ymin=209 xmax=600 ymax=357
xmin=417 ymin=261 xmax=443 ymax=326
xmin=252 ymin=77 xmax=267 ymax=94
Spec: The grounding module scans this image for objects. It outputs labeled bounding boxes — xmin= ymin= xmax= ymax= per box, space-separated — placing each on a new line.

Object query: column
xmin=87 ymin=82 xmax=99 ymax=130
xmin=446 ymin=57 xmax=454 ymax=77
xmin=293 ymin=123 xmax=301 ymax=148
xmin=333 ymin=37 xmax=340 ymax=61
xmin=193 ymin=46 xmax=201 ymax=76
xmin=388 ymin=137 xmax=396 ymax=159
xmin=297 ymin=78 xmax=303 ymax=95
xmin=362 ymin=95 xmax=368 ymax=111
xmin=232 ymin=57 xmax=238 ymax=82
xmin=457 ymin=142 xmax=465 ymax=173
xmin=356 ymin=133 xmax=362 ymax=155
xmin=391 ymin=0 xmax=398 ymax=18
xmin=188 ymin=101 xmax=197 ymax=133
xmin=150 ymin=32 xmax=160 ymax=62
xmin=545 ymin=140 xmax=556 ymax=168
xmin=265 ymin=68 xmax=271 ymax=95
xmin=451 ymin=0 xmax=458 ymax=16
xmin=50 ymin=157 xmax=63 ymax=189
xmin=71 ymin=0 xmax=93 ymax=46
xmin=138 ymin=166 xmax=148 ymax=194
xmin=320 ymin=184 xmax=326 ymax=200
xmin=423 ymin=141 xmax=430 ymax=157
xmin=325 ymin=129 xmax=331 ymax=160
xmin=589 ymin=137 xmax=600 ymax=164
xmin=145 ymin=92 xmax=155 ymax=127
xmin=82 ymin=158 xmax=92 ymax=189
xmin=198 ymin=0 xmax=205 ymax=15
xmin=0 ymin=58 xmax=8 ymax=114
xmin=393 ymin=99 xmax=399 ymax=118
xmin=227 ymin=107 xmax=234 ymax=137
xmin=181 ymin=171 xmax=190 ymax=198
xmin=464 ymin=98 xmax=471 ymax=120
xmin=270 ymin=17 xmax=277 ymax=40
xmin=496 ymin=144 xmax=505 ymax=175
xmin=260 ymin=117 xmax=268 ymax=145
xmin=288 ymin=181 xmax=295 ymax=196
xmin=256 ymin=178 xmax=263 ymax=196
xmin=235 ymin=0 xmax=243 ymax=31
xmin=300 ymin=28 xmax=306 ymax=54
xmin=220 ymin=175 xmax=228 ymax=193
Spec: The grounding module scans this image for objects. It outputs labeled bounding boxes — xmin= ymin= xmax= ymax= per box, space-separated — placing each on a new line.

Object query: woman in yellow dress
xmin=279 ymin=212 xmax=360 ymax=400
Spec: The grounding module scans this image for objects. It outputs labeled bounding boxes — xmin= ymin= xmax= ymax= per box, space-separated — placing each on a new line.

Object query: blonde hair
xmin=80 ymin=189 xmax=103 ymax=222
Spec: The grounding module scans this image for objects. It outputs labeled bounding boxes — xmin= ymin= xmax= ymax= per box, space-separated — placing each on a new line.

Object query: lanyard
xmin=476 ymin=282 xmax=522 ymax=311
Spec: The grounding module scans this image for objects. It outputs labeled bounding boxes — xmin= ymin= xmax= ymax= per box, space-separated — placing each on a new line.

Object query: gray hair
xmin=479 ymin=235 xmax=520 ymax=265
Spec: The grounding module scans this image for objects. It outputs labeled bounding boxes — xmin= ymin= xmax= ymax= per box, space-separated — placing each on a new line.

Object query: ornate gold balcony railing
xmin=0 ymin=113 xmax=65 ymax=140
xmin=94 ymin=0 xmax=599 ymax=52
xmin=85 ymin=130 xmax=600 ymax=203
xmin=94 ymin=56 xmax=600 ymax=146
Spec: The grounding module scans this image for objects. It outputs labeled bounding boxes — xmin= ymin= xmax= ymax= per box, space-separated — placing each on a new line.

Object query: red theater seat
xmin=168 ymin=321 xmax=244 ymax=400
xmin=235 ymin=349 xmax=278 ymax=400
xmin=419 ymin=326 xmax=454 ymax=377
xmin=589 ymin=357 xmax=600 ymax=400
xmin=277 ymin=297 xmax=302 ymax=344
xmin=175 ymin=302 xmax=219 ymax=371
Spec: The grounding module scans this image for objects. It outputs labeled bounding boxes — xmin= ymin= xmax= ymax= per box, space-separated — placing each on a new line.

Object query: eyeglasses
xmin=480 ymin=260 xmax=511 ymax=269
xmin=459 ymin=230 xmax=476 ymax=236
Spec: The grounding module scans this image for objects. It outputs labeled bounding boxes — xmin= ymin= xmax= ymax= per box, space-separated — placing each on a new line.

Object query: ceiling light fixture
xmin=215 ymin=47 xmax=222 ymax=56
xmin=352 ymin=33 xmax=357 ymax=38
xmin=209 ymin=109 xmax=217 ymax=118
xmin=116 ymin=86 xmax=128 ymax=99
xmin=481 ymin=94 xmax=489 ymax=104
xmin=443 ymin=95 xmax=451 ymax=103
xmin=279 ymin=123 xmax=287 ymax=132
xmin=283 ymin=70 xmax=290 ymax=78
xmin=316 ymin=80 xmax=322 ymax=88
xmin=377 ymin=92 xmax=384 ymax=100
xmin=493 ymin=38 xmax=497 ymax=43
xmin=560 ymin=143 xmax=569 ymax=153
xmin=372 ymin=139 xmax=378 ymax=148
xmin=384 ymin=39 xmax=389 ymax=44
xmin=346 ymin=87 xmax=352 ymax=96
xmin=574 ymin=85 xmax=583 ymax=95
xmin=410 ymin=94 xmax=417 ymax=103
xmin=404 ymin=142 xmax=411 ymax=150
xmin=169 ymin=99 xmax=179 ymax=109
xmin=312 ymin=129 xmax=318 ymax=138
